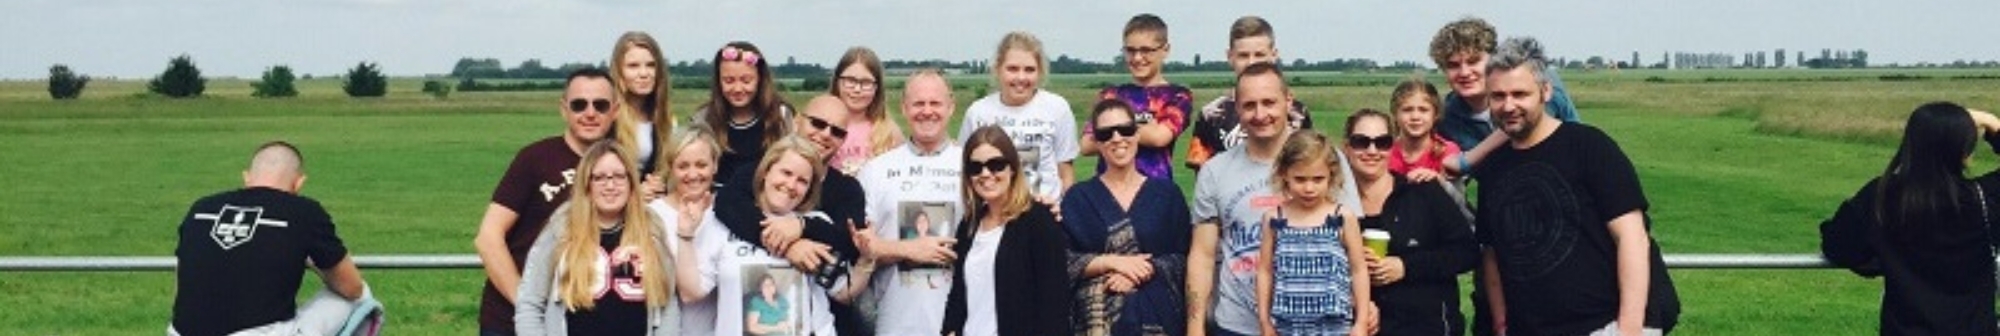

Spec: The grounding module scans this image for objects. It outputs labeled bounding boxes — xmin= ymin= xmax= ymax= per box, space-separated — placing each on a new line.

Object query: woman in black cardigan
xmin=944 ymin=126 xmax=1072 ymax=336
xmin=1346 ymin=109 xmax=1480 ymax=335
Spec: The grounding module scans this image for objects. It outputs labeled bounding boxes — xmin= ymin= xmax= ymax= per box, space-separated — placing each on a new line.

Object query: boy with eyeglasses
xmin=472 ymin=68 xmax=618 ymax=336
xmin=1081 ymin=13 xmax=1192 ymax=181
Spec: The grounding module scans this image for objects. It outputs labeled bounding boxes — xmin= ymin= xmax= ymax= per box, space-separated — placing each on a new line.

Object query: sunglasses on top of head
xmin=567 ymin=98 xmax=613 ymax=114
xmin=965 ymin=157 xmax=1012 ymax=176
xmin=1092 ymin=122 xmax=1139 ymax=142
xmin=805 ymin=115 xmax=849 ymax=139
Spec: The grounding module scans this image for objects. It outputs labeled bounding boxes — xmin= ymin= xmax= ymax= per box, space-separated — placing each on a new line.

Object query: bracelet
xmin=1457 ymin=154 xmax=1470 ymax=172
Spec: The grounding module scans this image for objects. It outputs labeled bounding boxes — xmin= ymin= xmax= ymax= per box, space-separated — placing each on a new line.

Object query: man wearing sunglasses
xmin=472 ymin=68 xmax=617 ymax=336
xmin=712 ymin=95 xmax=873 ymax=335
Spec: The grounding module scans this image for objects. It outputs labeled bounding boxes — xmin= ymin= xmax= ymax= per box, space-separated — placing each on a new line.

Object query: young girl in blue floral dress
xmin=1257 ymin=131 xmax=1373 ymax=336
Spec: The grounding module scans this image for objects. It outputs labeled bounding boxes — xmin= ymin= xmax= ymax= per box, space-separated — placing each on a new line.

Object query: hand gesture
xmin=783 ymin=240 xmax=835 ymax=272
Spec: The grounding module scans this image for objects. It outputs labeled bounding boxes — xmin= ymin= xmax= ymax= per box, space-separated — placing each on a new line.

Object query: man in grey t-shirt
xmin=1187 ymin=62 xmax=1368 ymax=336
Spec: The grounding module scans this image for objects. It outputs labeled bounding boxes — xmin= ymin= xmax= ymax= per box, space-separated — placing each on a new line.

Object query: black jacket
xmin=1362 ymin=176 xmax=1480 ymax=336
xmin=714 ymin=167 xmax=864 ymax=264
xmin=944 ymin=203 xmax=1071 ymax=336
xmin=1822 ymin=170 xmax=2000 ymax=336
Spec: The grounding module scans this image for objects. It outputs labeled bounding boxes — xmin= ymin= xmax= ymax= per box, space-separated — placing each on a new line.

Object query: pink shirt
xmin=830 ymin=119 xmax=876 ymax=174
xmin=1388 ymin=134 xmax=1462 ymax=175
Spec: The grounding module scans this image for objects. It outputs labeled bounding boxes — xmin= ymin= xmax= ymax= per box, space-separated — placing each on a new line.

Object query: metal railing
xmin=0 ymin=253 xmax=1833 ymax=272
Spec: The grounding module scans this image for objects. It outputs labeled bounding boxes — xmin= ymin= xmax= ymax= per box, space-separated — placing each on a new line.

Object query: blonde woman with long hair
xmin=608 ymin=31 xmax=676 ymax=200
xmin=516 ymin=141 xmax=679 ymax=335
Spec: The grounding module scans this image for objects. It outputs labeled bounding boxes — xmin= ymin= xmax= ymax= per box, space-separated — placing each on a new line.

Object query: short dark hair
xmin=566 ymin=67 xmax=611 ymax=87
xmin=254 ymin=140 xmax=303 ymax=168
xmin=1091 ymin=99 xmax=1135 ymax=122
xmin=1124 ymin=13 xmax=1169 ymax=42
xmin=1234 ymin=61 xmax=1287 ymax=97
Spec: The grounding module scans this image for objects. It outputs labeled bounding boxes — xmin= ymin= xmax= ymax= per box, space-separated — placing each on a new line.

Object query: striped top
xmin=1269 ymin=212 xmax=1354 ymax=326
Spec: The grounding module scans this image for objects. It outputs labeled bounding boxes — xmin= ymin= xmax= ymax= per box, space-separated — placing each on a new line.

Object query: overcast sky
xmin=4 ymin=0 xmax=1994 ymax=79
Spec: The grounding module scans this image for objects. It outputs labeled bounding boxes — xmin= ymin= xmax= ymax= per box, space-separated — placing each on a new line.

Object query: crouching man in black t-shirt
xmin=170 ymin=141 xmax=377 ymax=336
xmin=1472 ymin=37 xmax=1680 ymax=336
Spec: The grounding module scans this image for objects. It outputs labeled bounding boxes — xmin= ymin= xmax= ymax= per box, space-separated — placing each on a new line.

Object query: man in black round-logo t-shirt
xmin=170 ymin=141 xmax=375 ymax=336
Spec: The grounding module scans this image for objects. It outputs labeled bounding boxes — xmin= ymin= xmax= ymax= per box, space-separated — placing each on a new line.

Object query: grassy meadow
xmin=3 ymin=68 xmax=2000 ymax=334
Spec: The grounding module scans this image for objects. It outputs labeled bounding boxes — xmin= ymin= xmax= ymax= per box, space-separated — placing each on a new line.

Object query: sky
xmin=4 ymin=0 xmax=1995 ymax=79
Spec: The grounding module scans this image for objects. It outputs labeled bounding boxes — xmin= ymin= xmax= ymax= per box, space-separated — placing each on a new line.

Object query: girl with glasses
xmin=516 ymin=141 xmax=680 ymax=335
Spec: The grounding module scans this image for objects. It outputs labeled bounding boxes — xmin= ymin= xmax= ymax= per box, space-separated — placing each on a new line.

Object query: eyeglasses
xmin=838 ymin=76 xmax=878 ymax=91
xmin=1347 ymin=134 xmax=1394 ymax=151
xmin=1122 ymin=45 xmax=1164 ymax=57
xmin=1092 ymin=122 xmax=1139 ymax=142
xmin=965 ymin=157 xmax=1012 ymax=176
xmin=805 ymin=115 xmax=849 ymax=139
xmin=567 ymin=98 xmax=613 ymax=114
xmin=590 ymin=172 xmax=630 ymax=186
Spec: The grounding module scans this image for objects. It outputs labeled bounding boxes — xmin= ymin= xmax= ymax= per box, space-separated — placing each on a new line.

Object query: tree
xmin=47 ymin=64 xmax=89 ymax=100
xmin=1775 ymin=49 xmax=1787 ymax=68
xmin=252 ymin=65 xmax=298 ymax=98
xmin=1193 ymin=53 xmax=1202 ymax=67
xmin=149 ymin=54 xmax=207 ymax=98
xmin=422 ymin=80 xmax=452 ymax=99
xmin=343 ymin=62 xmax=388 ymax=97
xmin=1852 ymin=49 xmax=1869 ymax=68
xmin=1631 ymin=52 xmax=1641 ymax=69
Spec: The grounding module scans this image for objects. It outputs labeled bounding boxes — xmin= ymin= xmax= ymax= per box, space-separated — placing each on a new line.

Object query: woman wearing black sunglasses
xmin=1060 ymin=99 xmax=1193 ymax=335
xmin=1344 ymin=109 xmax=1479 ymax=336
xmin=944 ymin=126 xmax=1071 ymax=336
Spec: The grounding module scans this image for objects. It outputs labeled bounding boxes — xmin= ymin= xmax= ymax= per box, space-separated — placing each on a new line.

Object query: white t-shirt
xmin=646 ymin=199 xmax=714 ymax=336
xmin=855 ymin=142 xmax=965 ymax=336
xmin=1191 ymin=147 xmax=1362 ymax=334
xmin=693 ymin=212 xmax=840 ymax=336
xmin=959 ymin=90 xmax=1079 ymax=199
xmin=961 ymin=225 xmax=1006 ymax=336
xmin=636 ymin=120 xmax=656 ymax=169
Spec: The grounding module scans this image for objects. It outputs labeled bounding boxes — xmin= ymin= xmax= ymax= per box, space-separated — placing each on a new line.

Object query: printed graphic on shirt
xmin=898 ymin=201 xmax=956 ymax=275
xmin=194 ymin=204 xmax=290 ymax=250
xmin=585 ymin=244 xmax=650 ymax=302
xmin=1018 ymin=146 xmax=1046 ymax=195
xmin=541 ymin=168 xmax=578 ymax=202
xmin=737 ymin=264 xmax=805 ymax=336
xmin=1485 ymin=161 xmax=1584 ymax=280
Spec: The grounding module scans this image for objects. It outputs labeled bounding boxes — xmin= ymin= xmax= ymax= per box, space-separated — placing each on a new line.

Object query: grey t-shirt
xmin=1192 ymin=145 xmax=1362 ymax=334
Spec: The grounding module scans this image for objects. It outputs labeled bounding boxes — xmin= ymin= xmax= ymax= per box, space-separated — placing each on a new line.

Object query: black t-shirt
xmin=482 ymin=136 xmax=583 ymax=332
xmin=565 ymin=229 xmax=649 ymax=335
xmin=1471 ymin=123 xmax=1679 ymax=335
xmin=172 ymin=187 xmax=348 ymax=336
xmin=717 ymin=119 xmax=772 ymax=189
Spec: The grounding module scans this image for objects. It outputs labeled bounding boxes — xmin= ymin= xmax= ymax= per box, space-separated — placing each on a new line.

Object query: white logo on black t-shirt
xmin=193 ymin=204 xmax=290 ymax=250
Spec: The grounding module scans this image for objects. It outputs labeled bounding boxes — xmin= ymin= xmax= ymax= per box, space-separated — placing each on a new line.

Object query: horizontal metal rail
xmin=0 ymin=253 xmax=1831 ymax=271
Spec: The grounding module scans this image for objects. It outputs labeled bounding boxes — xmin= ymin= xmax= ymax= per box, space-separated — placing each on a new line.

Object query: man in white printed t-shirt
xmin=960 ymin=32 xmax=1079 ymax=200
xmin=854 ymin=69 xmax=966 ymax=335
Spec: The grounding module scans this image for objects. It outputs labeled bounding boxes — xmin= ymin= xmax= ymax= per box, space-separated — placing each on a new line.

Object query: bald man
xmin=171 ymin=141 xmax=373 ymax=336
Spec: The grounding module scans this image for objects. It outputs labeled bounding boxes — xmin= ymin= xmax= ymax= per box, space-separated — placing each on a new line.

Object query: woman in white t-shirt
xmin=686 ymin=136 xmax=844 ymax=336
xmin=958 ymin=31 xmax=1078 ymax=200
xmin=644 ymin=125 xmax=720 ymax=336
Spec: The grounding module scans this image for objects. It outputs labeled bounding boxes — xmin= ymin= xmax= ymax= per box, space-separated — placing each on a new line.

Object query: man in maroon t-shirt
xmin=472 ymin=68 xmax=617 ymax=335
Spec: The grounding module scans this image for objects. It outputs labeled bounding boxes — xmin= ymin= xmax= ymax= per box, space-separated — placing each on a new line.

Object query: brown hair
xmin=1228 ymin=16 xmax=1275 ymax=45
xmin=1124 ymin=13 xmax=1169 ymax=43
xmin=699 ymin=41 xmax=792 ymax=153
xmin=1428 ymin=17 xmax=1497 ymax=67
xmin=961 ymin=126 xmax=1034 ymax=223
xmin=610 ymin=31 xmax=673 ymax=166
xmin=1389 ymin=77 xmax=1440 ymax=136
xmin=828 ymin=46 xmax=904 ymax=158
xmin=557 ymin=140 xmax=672 ymax=310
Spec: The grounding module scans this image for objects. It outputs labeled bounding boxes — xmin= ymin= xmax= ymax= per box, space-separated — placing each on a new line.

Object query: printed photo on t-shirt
xmin=898 ymin=201 xmax=956 ymax=273
xmin=740 ymin=265 xmax=804 ymax=336
xmin=1018 ymin=146 xmax=1044 ymax=192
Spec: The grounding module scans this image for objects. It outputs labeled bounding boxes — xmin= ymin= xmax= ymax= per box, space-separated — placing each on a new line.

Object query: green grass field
xmin=4 ymin=69 xmax=2000 ymax=334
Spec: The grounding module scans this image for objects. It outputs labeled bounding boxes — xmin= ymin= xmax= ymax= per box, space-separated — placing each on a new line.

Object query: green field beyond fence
xmin=5 ymin=69 xmax=2000 ymax=334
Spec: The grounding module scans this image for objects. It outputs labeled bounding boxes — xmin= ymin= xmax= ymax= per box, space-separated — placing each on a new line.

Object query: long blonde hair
xmin=557 ymin=141 xmax=673 ymax=310
xmin=829 ymin=46 xmax=904 ymax=158
xmin=610 ymin=32 xmax=673 ymax=170
xmin=961 ymin=126 xmax=1034 ymax=223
